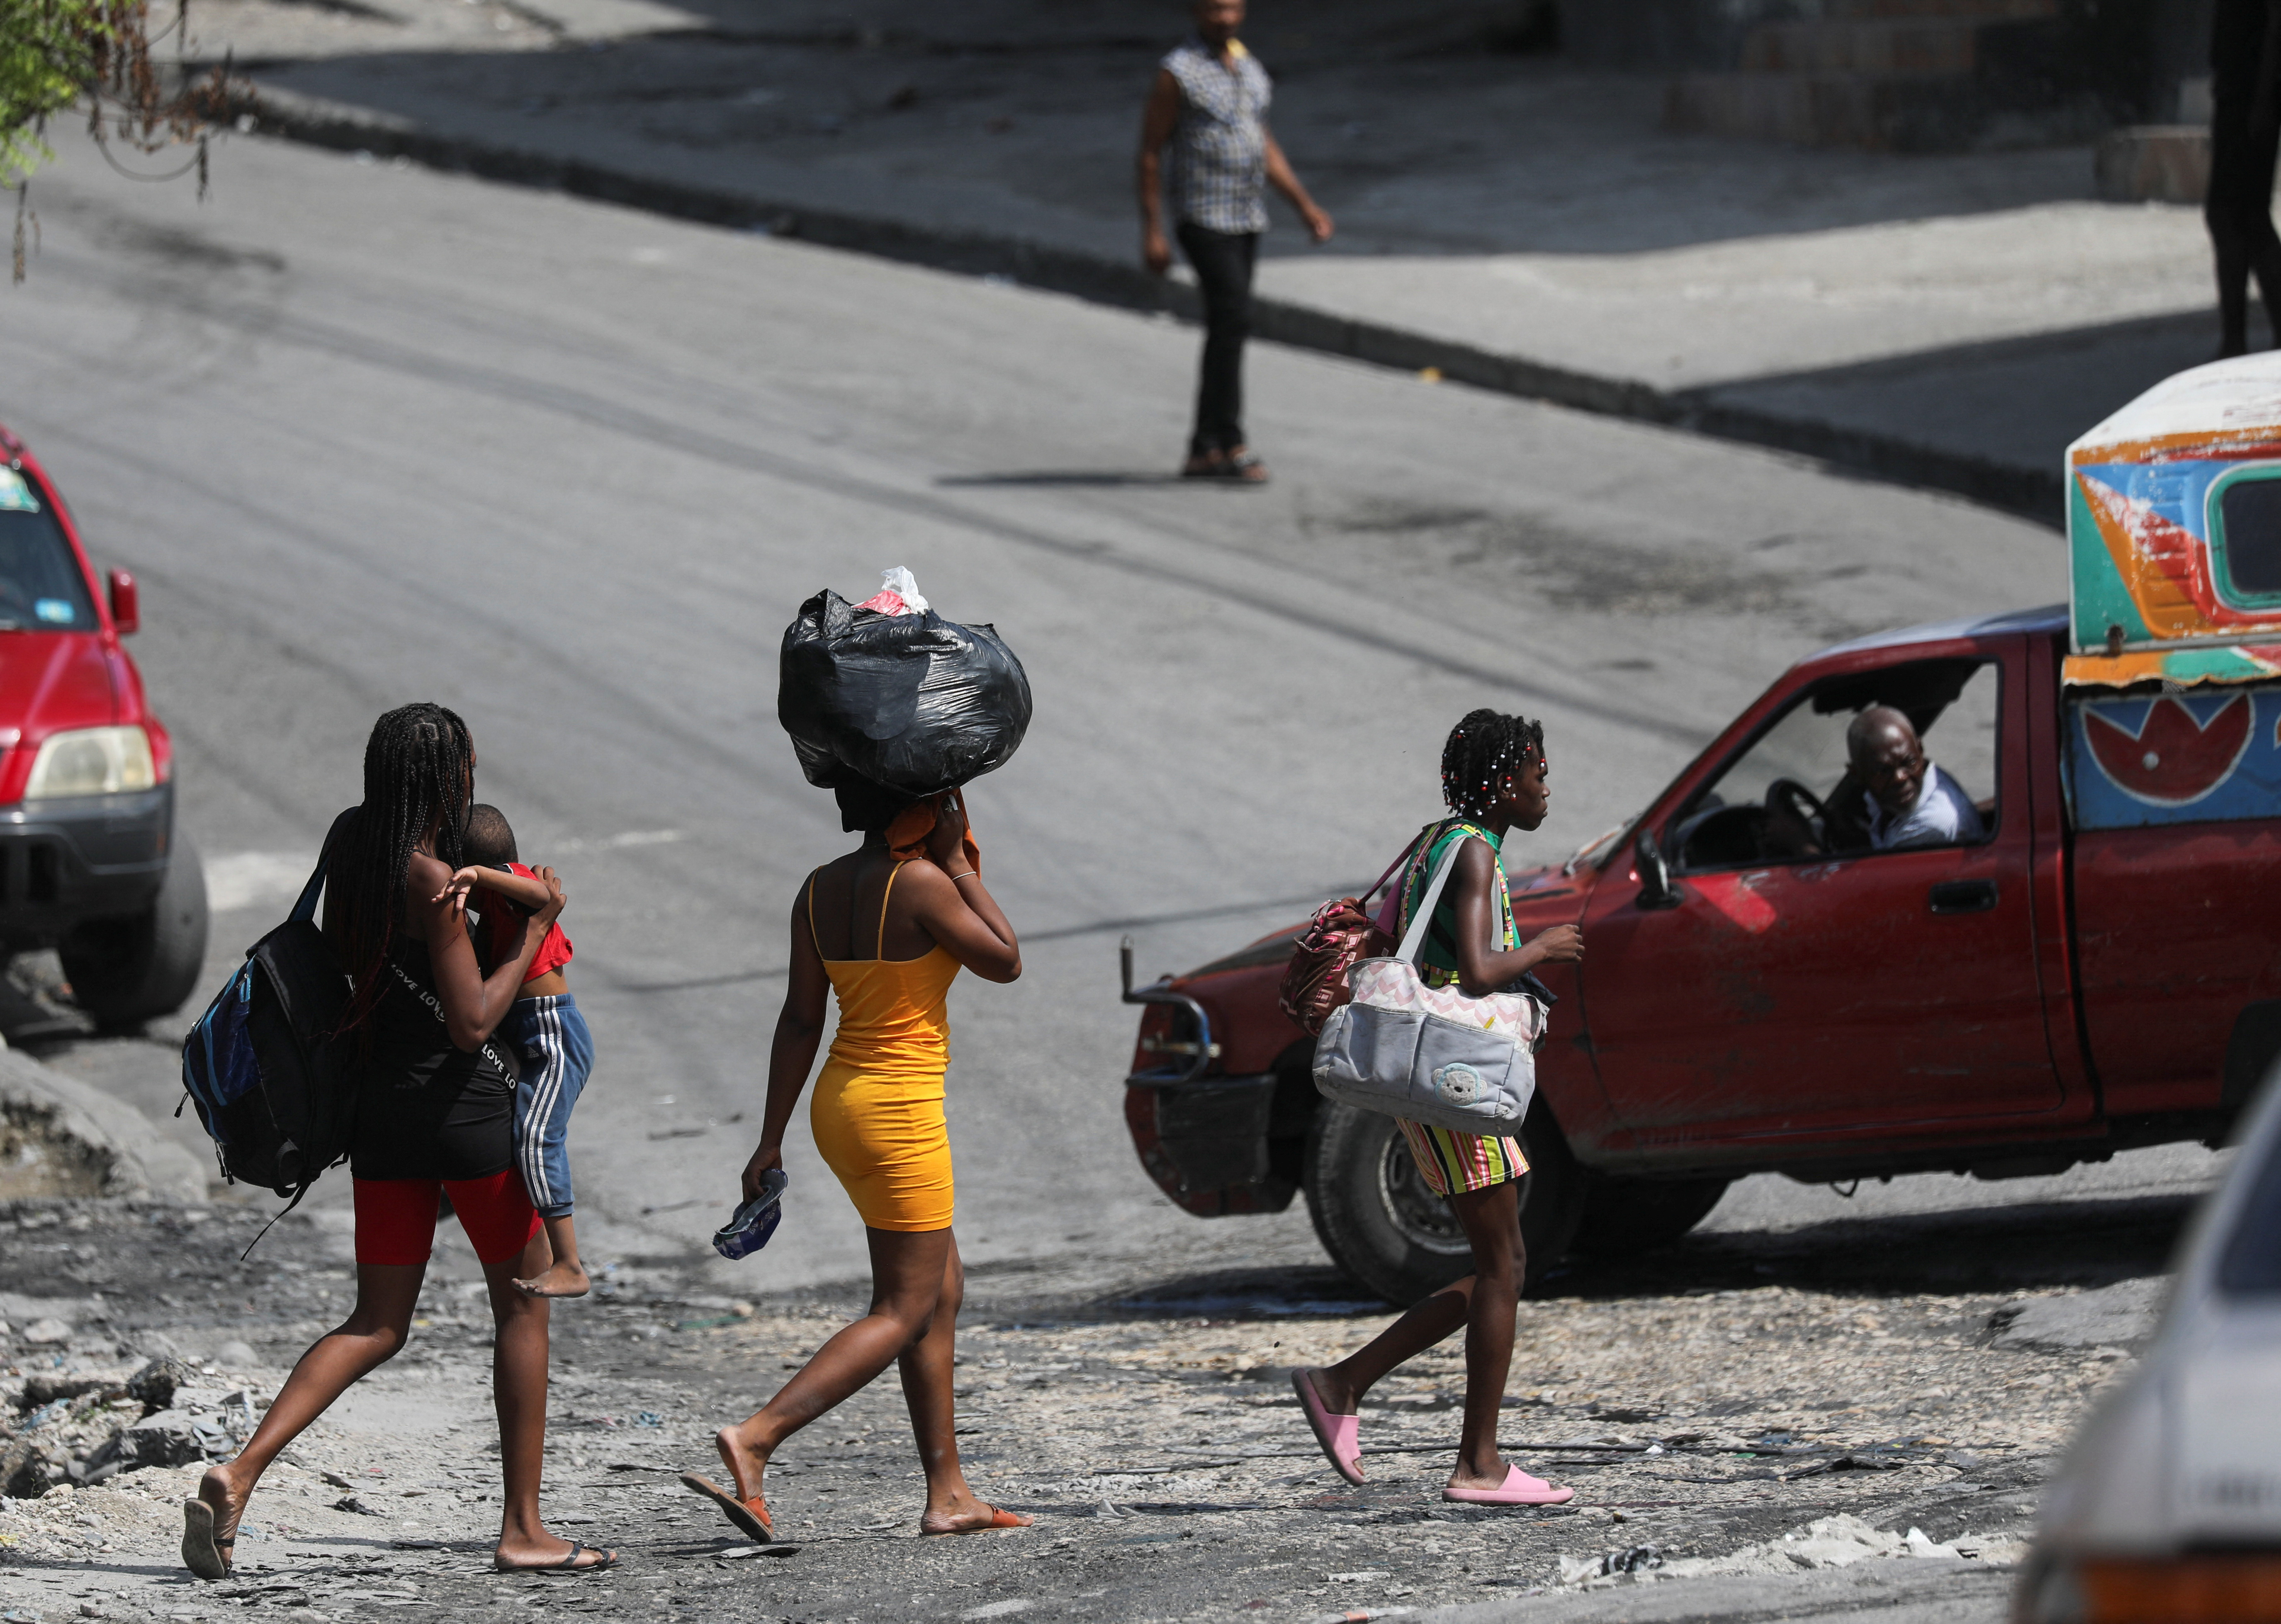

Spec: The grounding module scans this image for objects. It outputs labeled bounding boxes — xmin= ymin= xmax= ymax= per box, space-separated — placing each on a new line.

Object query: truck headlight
xmin=24 ymin=726 xmax=157 ymax=800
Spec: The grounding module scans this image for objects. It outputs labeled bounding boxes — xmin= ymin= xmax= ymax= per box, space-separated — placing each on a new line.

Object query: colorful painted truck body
xmin=1118 ymin=354 xmax=2281 ymax=1305
xmin=2065 ymin=354 xmax=2281 ymax=833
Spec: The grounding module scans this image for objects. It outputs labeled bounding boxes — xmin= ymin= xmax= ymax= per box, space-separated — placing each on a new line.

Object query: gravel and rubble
xmin=0 ymin=1355 xmax=250 ymax=1498
xmin=0 ymin=1182 xmax=2190 ymax=1623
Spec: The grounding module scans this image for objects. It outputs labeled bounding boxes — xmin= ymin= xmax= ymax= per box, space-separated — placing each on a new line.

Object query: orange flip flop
xmin=681 ymin=1472 xmax=773 ymax=1540
xmin=922 ymin=1504 xmax=1031 ymax=1535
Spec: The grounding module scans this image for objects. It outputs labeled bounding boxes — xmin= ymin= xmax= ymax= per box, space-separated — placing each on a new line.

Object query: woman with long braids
xmin=1291 ymin=709 xmax=1585 ymax=1506
xmin=683 ymin=781 xmax=1026 ymax=1539
xmin=182 ymin=703 xmax=614 ymax=1578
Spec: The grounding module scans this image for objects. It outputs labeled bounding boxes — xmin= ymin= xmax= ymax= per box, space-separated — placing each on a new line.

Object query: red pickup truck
xmin=1122 ymin=355 xmax=2281 ymax=1303
xmin=1122 ymin=595 xmax=2278 ymax=1301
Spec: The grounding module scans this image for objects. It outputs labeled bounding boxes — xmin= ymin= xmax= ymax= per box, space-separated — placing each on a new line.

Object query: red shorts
xmin=353 ymin=1170 xmax=540 ymax=1267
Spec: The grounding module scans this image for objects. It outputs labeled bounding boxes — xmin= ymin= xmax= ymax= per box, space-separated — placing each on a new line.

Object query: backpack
xmin=179 ymin=810 xmax=358 ymax=1203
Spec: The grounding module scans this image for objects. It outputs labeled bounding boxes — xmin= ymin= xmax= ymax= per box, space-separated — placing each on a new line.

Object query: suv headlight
xmin=24 ymin=726 xmax=157 ymax=800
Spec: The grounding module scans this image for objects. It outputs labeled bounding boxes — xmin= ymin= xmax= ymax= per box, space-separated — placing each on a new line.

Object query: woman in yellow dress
xmin=685 ymin=783 xmax=1026 ymax=1538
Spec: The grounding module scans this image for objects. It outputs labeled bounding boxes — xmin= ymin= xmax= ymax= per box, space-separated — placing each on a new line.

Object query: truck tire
xmin=1303 ymin=1096 xmax=1583 ymax=1306
xmin=1571 ymin=1174 xmax=1731 ymax=1259
xmin=61 ymin=832 xmax=209 ymax=1032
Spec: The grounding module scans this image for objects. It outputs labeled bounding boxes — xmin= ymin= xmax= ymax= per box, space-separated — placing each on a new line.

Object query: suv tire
xmin=62 ymin=832 xmax=209 ymax=1031
xmin=1570 ymin=1174 xmax=1731 ymax=1259
xmin=1303 ymin=1096 xmax=1583 ymax=1305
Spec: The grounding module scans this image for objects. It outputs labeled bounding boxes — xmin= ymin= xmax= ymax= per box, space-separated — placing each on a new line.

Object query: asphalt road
xmin=3 ymin=126 xmax=2223 ymax=1303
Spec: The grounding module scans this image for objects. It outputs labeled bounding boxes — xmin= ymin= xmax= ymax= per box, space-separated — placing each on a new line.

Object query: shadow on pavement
xmin=1084 ymin=1264 xmax=1388 ymax=1321
xmin=936 ymin=471 xmax=1190 ymax=489
xmin=1554 ymin=1190 xmax=2195 ymax=1301
xmin=1035 ymin=1189 xmax=2198 ymax=1323
xmin=1688 ymin=309 xmax=2219 ymax=514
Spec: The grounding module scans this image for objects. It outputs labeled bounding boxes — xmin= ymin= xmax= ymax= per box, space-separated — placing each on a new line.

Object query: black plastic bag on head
xmin=778 ymin=589 xmax=1032 ymax=797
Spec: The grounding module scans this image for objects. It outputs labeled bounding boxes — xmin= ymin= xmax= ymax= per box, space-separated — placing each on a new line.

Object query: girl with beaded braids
xmin=1291 ymin=707 xmax=1585 ymax=1507
xmin=182 ymin=704 xmax=616 ymax=1581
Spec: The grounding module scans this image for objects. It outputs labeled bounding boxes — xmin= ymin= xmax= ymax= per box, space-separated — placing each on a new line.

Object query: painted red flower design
xmin=2084 ymin=694 xmax=2253 ymax=805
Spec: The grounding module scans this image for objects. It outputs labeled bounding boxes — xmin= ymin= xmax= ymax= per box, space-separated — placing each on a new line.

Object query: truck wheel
xmin=1570 ymin=1174 xmax=1731 ymax=1260
xmin=61 ymin=832 xmax=210 ymax=1032
xmin=1303 ymin=1096 xmax=1583 ymax=1306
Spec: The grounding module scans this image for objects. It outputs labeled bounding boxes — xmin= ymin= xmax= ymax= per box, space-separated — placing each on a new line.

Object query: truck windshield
xmin=0 ymin=476 xmax=97 ymax=632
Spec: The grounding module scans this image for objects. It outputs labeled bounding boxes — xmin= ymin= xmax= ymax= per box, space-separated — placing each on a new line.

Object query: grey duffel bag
xmin=1312 ymin=833 xmax=1546 ymax=1135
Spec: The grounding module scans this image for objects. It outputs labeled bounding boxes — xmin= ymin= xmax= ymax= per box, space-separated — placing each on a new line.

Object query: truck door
xmin=1580 ymin=645 xmax=2067 ymax=1147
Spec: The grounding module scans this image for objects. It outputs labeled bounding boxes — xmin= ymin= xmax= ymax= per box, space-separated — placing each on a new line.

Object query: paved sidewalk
xmin=163 ymin=0 xmax=2222 ymax=517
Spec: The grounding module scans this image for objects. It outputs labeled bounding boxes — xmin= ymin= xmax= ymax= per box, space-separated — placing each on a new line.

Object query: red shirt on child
xmin=481 ymin=861 xmax=574 ymax=982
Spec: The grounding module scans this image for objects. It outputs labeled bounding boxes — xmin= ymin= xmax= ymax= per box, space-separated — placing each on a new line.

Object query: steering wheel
xmin=1764 ymin=778 xmax=1829 ymax=857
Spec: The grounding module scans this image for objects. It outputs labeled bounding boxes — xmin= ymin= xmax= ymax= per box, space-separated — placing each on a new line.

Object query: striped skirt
xmin=1396 ymin=1118 xmax=1529 ymax=1197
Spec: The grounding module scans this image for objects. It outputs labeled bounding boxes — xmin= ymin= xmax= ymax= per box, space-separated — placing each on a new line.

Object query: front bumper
xmin=1120 ymin=936 xmax=1300 ymax=1215
xmin=1123 ymin=1072 xmax=1301 ymax=1216
xmin=0 ymin=784 xmax=173 ymax=947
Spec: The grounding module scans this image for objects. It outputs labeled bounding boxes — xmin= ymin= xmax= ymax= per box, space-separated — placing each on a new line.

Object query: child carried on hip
xmin=439 ymin=803 xmax=593 ymax=1299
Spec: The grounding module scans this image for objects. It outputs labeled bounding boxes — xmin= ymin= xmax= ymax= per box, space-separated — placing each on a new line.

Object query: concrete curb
xmin=0 ymin=1046 xmax=207 ymax=1203
xmin=244 ymin=86 xmax=2063 ymax=527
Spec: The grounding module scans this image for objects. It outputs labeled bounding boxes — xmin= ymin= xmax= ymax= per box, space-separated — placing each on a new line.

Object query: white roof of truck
xmin=2070 ymin=350 xmax=2281 ymax=460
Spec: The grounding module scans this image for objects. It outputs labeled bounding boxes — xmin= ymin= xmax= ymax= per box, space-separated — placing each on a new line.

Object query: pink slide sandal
xmin=1443 ymin=1465 xmax=1574 ymax=1506
xmin=1291 ymin=1369 xmax=1365 ymax=1485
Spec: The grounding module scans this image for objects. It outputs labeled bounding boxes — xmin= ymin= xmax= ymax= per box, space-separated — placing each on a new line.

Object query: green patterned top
xmin=1398 ymin=820 xmax=1515 ymax=991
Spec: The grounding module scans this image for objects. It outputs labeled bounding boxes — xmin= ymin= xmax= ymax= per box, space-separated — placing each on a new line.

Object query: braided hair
xmin=333 ymin=703 xmax=475 ymax=1034
xmin=1440 ymin=708 xmax=1545 ymax=821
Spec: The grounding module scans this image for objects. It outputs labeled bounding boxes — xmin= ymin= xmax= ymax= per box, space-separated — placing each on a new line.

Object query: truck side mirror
xmin=106 ymin=570 xmax=139 ymax=635
xmin=1634 ymin=828 xmax=1682 ymax=911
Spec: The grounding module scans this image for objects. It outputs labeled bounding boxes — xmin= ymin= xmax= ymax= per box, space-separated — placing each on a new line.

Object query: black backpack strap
xmin=239 ymin=1179 xmax=319 ymax=1261
xmin=290 ymin=807 xmax=360 ymax=926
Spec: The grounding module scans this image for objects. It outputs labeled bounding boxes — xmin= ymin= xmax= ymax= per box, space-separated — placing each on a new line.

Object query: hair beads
xmin=1440 ymin=708 xmax=1545 ymax=820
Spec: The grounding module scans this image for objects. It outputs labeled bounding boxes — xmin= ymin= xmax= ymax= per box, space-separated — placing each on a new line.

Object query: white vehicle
xmin=2017 ymin=1064 xmax=2281 ymax=1623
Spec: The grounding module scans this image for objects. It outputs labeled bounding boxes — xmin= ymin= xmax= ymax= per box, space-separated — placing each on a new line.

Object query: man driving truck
xmin=1761 ymin=704 xmax=1986 ymax=859
xmin=1831 ymin=705 xmax=1984 ymax=852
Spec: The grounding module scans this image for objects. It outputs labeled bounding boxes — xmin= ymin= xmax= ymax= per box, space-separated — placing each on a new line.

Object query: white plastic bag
xmin=854 ymin=566 xmax=930 ymax=618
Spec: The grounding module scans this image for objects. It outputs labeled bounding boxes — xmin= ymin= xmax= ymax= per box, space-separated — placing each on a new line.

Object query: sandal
xmin=1180 ymin=451 xmax=1228 ymax=478
xmin=682 ymin=1471 xmax=773 ymax=1540
xmin=1443 ymin=1464 xmax=1574 ymax=1506
xmin=1221 ymin=448 xmax=1269 ymax=484
xmin=920 ymin=1502 xmax=1031 ymax=1535
xmin=180 ymin=1497 xmax=233 ymax=1581
xmin=1292 ymin=1369 xmax=1364 ymax=1485
xmin=494 ymin=1540 xmax=620 ymax=1573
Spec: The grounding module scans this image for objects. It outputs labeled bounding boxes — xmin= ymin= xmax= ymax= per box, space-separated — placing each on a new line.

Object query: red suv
xmin=0 ymin=425 xmax=206 ymax=1027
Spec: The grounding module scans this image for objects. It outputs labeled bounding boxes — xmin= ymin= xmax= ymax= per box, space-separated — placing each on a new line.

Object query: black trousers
xmin=2208 ymin=97 xmax=2281 ymax=354
xmin=1177 ymin=221 xmax=1259 ymax=455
